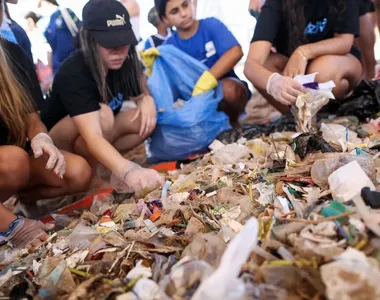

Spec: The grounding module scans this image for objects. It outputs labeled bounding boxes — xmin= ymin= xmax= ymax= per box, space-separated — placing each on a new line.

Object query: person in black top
xmin=40 ymin=0 xmax=164 ymax=194
xmin=0 ymin=2 xmax=92 ymax=249
xmin=244 ymin=0 xmax=362 ymax=113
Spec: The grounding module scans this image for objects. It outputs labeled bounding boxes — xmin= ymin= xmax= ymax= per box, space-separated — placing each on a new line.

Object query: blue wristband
xmin=0 ymin=216 xmax=23 ymax=237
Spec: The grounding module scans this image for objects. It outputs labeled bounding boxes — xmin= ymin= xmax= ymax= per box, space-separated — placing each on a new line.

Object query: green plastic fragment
xmin=321 ymin=200 xmax=348 ymax=223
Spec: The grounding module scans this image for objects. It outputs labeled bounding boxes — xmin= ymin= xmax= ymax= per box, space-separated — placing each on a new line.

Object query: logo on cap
xmin=107 ymin=14 xmax=126 ymax=27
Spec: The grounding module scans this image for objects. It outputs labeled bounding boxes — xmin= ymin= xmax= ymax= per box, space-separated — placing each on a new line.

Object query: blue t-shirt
xmin=165 ymin=17 xmax=240 ymax=79
xmin=10 ymin=22 xmax=33 ymax=62
xmin=44 ymin=9 xmax=81 ymax=74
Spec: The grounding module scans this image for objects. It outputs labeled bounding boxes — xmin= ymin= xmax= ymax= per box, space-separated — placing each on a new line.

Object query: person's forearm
xmin=82 ymin=133 xmax=134 ymax=172
xmin=209 ymin=46 xmax=243 ymax=80
xmin=244 ymin=58 xmax=273 ymax=91
xmin=26 ymin=113 xmax=48 ymax=140
xmin=301 ymin=34 xmax=354 ymax=61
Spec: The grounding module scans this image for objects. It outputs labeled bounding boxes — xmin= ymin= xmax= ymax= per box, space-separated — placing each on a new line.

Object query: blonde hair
xmin=0 ymin=42 xmax=35 ymax=147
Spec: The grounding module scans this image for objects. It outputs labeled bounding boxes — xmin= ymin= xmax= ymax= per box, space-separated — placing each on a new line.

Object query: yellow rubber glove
xmin=192 ymin=71 xmax=218 ymax=96
xmin=140 ymin=48 xmax=161 ymax=76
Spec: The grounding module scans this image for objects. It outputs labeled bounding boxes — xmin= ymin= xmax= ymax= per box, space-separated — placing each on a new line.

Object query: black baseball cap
xmin=82 ymin=0 xmax=137 ymax=49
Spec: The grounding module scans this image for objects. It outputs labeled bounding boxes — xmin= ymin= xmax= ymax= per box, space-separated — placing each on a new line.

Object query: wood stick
xmin=279 ymin=210 xmax=296 ymax=218
xmin=277 ymin=211 xmax=355 ymax=224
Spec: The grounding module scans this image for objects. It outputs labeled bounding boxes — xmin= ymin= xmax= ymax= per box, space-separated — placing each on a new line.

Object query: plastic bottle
xmin=311 ymin=154 xmax=376 ymax=188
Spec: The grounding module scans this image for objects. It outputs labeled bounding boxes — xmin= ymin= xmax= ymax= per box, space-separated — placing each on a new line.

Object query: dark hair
xmin=148 ymin=7 xmax=159 ymax=27
xmin=3 ymin=1 xmax=11 ymax=21
xmin=154 ymin=0 xmax=168 ymax=20
xmin=44 ymin=0 xmax=59 ymax=6
xmin=25 ymin=11 xmax=42 ymax=24
xmin=79 ymin=29 xmax=143 ymax=103
xmin=283 ymin=0 xmax=347 ymax=55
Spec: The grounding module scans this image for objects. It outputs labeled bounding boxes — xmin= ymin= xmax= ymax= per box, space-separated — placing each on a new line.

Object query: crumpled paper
xmin=292 ymin=73 xmax=335 ymax=132
xmin=253 ymin=183 xmax=276 ymax=206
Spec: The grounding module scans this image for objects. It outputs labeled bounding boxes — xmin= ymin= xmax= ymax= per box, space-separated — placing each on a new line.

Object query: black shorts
xmin=350 ymin=47 xmax=361 ymax=62
xmin=360 ymin=0 xmax=374 ymax=16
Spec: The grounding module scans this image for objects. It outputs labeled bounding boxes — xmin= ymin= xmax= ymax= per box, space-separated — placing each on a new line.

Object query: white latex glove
xmin=2 ymin=216 xmax=55 ymax=250
xmin=111 ymin=161 xmax=164 ymax=194
xmin=266 ymin=73 xmax=307 ymax=106
xmin=31 ymin=133 xmax=66 ymax=178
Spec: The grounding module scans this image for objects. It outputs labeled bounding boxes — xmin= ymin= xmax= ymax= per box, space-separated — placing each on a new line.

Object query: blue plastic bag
xmin=148 ymin=45 xmax=231 ymax=162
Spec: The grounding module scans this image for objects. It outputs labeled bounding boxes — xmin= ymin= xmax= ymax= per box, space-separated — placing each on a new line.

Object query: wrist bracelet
xmin=298 ymin=48 xmax=308 ymax=61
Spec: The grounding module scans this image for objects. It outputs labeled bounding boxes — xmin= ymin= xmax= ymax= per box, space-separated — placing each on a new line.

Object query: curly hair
xmin=283 ymin=0 xmax=347 ymax=54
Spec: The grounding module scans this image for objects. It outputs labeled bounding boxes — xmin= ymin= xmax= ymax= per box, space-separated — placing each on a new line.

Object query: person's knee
xmin=307 ymin=56 xmax=340 ymax=84
xmin=0 ymin=146 xmax=30 ymax=191
xmin=99 ymin=104 xmax=115 ymax=139
xmin=64 ymin=153 xmax=92 ymax=192
xmin=223 ymin=80 xmax=248 ymax=104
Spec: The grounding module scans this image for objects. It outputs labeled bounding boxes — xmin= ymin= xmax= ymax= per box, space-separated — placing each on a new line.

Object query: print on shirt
xmin=304 ymin=18 xmax=328 ymax=35
xmin=205 ymin=41 xmax=216 ymax=58
xmin=108 ymin=93 xmax=124 ymax=112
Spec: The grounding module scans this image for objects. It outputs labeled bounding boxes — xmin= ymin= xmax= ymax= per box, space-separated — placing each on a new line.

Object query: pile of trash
xmin=3 ymin=114 xmax=380 ymax=299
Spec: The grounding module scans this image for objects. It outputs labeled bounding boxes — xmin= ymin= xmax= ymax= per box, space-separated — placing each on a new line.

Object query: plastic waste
xmin=336 ymin=79 xmax=380 ymax=121
xmin=148 ymin=45 xmax=231 ymax=162
xmin=252 ymin=183 xmax=276 ymax=205
xmin=217 ymin=113 xmax=297 ymax=144
xmin=162 ymin=192 xmax=189 ymax=210
xmin=192 ymin=218 xmax=259 ymax=300
xmin=311 ymin=154 xmax=376 ymax=188
xmin=320 ymin=123 xmax=361 ymax=151
xmin=152 ymin=254 xmax=177 ymax=283
xmin=321 ymin=201 xmax=349 ymax=222
xmin=90 ymin=193 xmax=114 ymax=216
xmin=185 ymin=217 xmax=205 ymax=239
xmin=181 ymin=233 xmax=226 ymax=268
xmin=211 ymin=143 xmax=250 ymax=165
xmin=244 ymin=282 xmax=288 ymax=300
xmin=129 ymin=278 xmax=165 ymax=300
xmin=321 ymin=247 xmax=380 ymax=300
xmin=328 ymin=161 xmax=375 ymax=202
xmin=292 ymin=73 xmax=335 ymax=132
xmin=291 ymin=133 xmax=336 ymax=159
xmin=361 ymin=187 xmax=380 ymax=209
xmin=66 ymin=250 xmax=89 ymax=269
xmin=272 ymin=222 xmax=307 ymax=243
xmin=159 ymin=257 xmax=214 ymax=299
xmin=126 ymin=260 xmax=152 ymax=280
xmin=261 ymin=264 xmax=325 ymax=297
xmin=38 ymin=257 xmax=76 ymax=295
xmin=67 ymin=224 xmax=100 ymax=250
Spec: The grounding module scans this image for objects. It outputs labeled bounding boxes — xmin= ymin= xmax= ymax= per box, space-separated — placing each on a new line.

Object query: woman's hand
xmin=132 ymin=95 xmax=157 ymax=137
xmin=111 ymin=160 xmax=164 ymax=195
xmin=266 ymin=73 xmax=307 ymax=105
xmin=283 ymin=47 xmax=309 ymax=78
xmin=31 ymin=133 xmax=66 ymax=178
